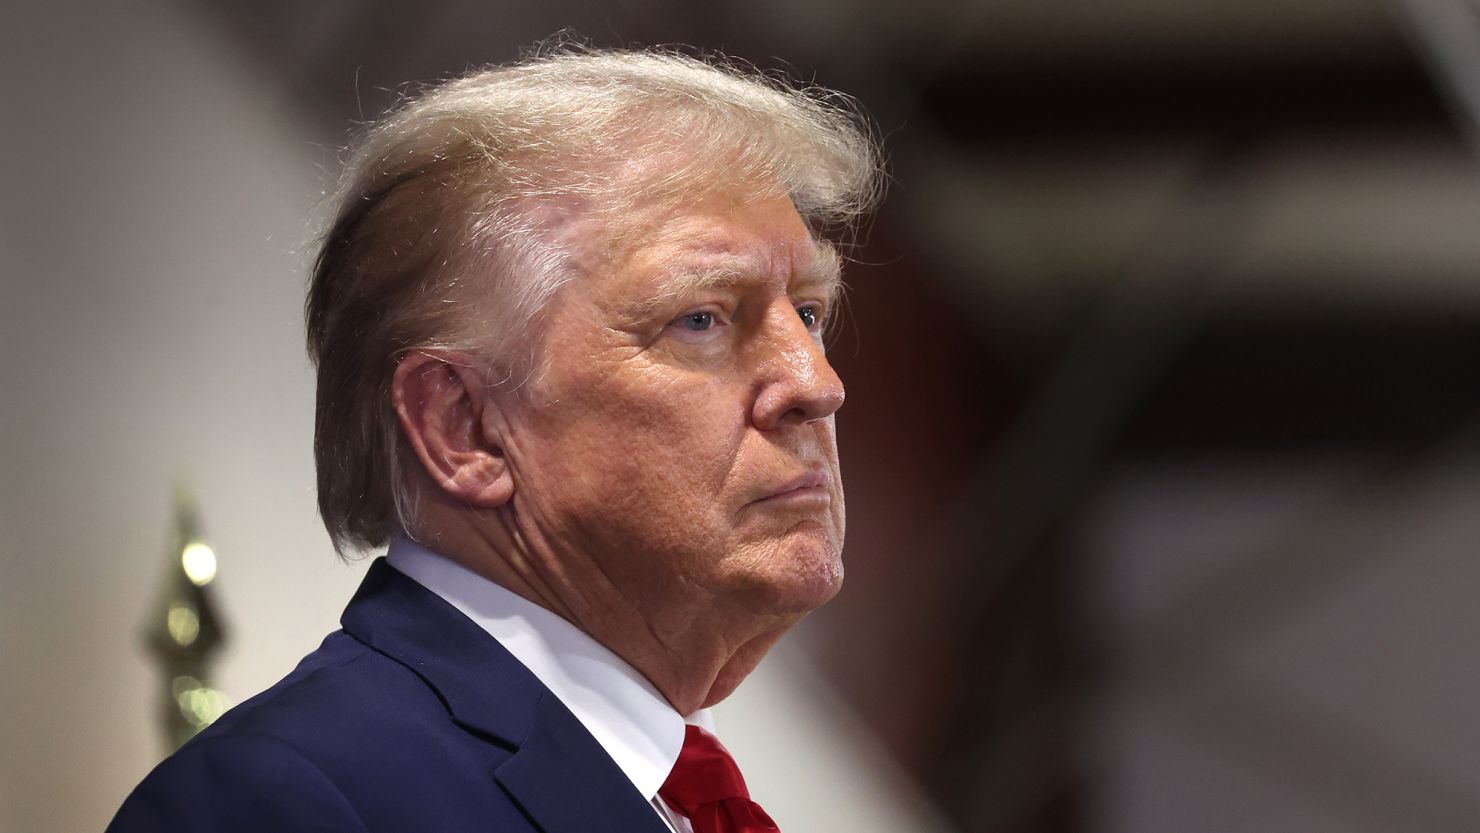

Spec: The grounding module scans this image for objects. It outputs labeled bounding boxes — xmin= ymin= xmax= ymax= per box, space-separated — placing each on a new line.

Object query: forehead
xmin=604 ymin=190 xmax=829 ymax=289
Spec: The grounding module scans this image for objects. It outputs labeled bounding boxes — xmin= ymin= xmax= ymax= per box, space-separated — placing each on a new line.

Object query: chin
xmin=746 ymin=527 xmax=845 ymax=615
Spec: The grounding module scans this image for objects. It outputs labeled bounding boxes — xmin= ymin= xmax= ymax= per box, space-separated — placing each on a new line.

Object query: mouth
xmin=749 ymin=470 xmax=830 ymax=508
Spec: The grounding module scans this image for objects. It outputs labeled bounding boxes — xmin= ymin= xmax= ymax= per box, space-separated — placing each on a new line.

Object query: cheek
xmin=816 ymin=418 xmax=847 ymax=538
xmin=534 ymin=374 xmax=748 ymax=531
xmin=605 ymin=374 xmax=742 ymax=472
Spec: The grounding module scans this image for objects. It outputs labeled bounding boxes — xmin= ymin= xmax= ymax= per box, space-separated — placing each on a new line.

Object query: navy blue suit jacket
xmin=107 ymin=559 xmax=673 ymax=833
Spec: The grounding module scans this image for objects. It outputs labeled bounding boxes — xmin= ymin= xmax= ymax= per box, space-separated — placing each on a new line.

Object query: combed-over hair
xmin=306 ymin=45 xmax=883 ymax=555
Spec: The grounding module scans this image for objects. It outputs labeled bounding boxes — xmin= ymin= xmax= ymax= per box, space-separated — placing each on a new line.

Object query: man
xmin=108 ymin=46 xmax=879 ymax=833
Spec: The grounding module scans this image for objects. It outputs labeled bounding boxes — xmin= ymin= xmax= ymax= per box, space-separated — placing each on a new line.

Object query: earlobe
xmin=391 ymin=352 xmax=515 ymax=508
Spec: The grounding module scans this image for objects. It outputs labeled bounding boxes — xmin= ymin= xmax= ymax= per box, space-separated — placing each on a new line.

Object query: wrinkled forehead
xmin=601 ymin=180 xmax=825 ymax=271
xmin=589 ymin=190 xmax=841 ymax=330
xmin=633 ymin=217 xmax=841 ymax=297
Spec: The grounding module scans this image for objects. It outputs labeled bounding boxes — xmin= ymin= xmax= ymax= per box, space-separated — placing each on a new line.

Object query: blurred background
xmin=5 ymin=0 xmax=1480 ymax=831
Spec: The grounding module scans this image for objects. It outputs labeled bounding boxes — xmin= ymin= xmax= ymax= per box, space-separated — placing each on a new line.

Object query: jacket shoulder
xmin=109 ymin=630 xmax=531 ymax=832
xmin=107 ymin=730 xmax=369 ymax=833
xmin=203 ymin=629 xmax=453 ymax=750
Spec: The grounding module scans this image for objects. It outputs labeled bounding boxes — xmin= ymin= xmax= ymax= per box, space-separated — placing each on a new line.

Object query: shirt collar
xmin=385 ymin=535 xmax=714 ymax=801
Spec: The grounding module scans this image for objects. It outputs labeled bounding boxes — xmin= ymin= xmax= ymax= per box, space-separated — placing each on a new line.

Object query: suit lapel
xmin=341 ymin=558 xmax=536 ymax=746
xmin=342 ymin=559 xmax=672 ymax=833
xmin=496 ymin=692 xmax=674 ymax=833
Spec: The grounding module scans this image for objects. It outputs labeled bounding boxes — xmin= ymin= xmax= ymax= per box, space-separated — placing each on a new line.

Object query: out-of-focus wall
xmin=1077 ymin=457 xmax=1480 ymax=833
xmin=1 ymin=1 xmax=361 ymax=830
xmin=0 ymin=3 xmax=948 ymax=832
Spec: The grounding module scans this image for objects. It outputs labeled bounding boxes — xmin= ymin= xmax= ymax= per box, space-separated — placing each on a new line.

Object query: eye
xmin=797 ymin=304 xmax=822 ymax=330
xmin=664 ymin=308 xmax=728 ymax=342
xmin=679 ymin=311 xmax=715 ymax=331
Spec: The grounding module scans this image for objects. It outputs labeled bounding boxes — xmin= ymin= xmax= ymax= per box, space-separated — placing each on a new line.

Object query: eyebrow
xmin=633 ymin=240 xmax=843 ymax=321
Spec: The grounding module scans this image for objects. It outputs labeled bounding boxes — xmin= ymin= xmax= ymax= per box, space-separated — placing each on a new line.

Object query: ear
xmin=391 ymin=352 xmax=514 ymax=508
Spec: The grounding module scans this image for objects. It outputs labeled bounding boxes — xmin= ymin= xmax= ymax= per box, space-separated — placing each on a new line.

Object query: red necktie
xmin=659 ymin=725 xmax=780 ymax=833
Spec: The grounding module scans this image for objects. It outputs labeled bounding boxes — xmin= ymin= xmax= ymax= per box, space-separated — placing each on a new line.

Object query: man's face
xmin=495 ymin=185 xmax=846 ymax=640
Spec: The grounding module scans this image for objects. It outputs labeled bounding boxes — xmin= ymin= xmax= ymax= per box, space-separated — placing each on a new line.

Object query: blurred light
xmin=174 ymin=682 xmax=230 ymax=728
xmin=181 ymin=542 xmax=217 ymax=586
xmin=171 ymin=675 xmax=201 ymax=698
xmin=167 ymin=602 xmax=199 ymax=646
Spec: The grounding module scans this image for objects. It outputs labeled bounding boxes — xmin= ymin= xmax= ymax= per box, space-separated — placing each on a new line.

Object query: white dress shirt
xmin=386 ymin=535 xmax=711 ymax=833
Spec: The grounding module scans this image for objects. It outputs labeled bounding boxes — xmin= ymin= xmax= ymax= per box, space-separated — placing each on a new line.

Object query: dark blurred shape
xmin=144 ymin=488 xmax=229 ymax=752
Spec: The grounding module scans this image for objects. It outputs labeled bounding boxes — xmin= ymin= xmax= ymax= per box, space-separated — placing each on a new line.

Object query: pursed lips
xmin=747 ymin=469 xmax=830 ymax=508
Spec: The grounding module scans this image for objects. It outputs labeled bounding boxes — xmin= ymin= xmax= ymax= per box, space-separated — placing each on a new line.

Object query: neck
xmin=406 ymin=502 xmax=788 ymax=715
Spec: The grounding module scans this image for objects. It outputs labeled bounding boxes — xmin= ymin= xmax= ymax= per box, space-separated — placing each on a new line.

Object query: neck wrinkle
xmin=409 ymin=501 xmax=750 ymax=718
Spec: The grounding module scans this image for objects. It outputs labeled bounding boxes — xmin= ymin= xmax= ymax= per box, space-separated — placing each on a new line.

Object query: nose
xmin=751 ymin=302 xmax=845 ymax=430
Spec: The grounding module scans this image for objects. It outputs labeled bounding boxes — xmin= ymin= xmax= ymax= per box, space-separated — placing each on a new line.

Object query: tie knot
xmin=660 ymin=725 xmax=750 ymax=814
xmin=659 ymin=726 xmax=779 ymax=832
